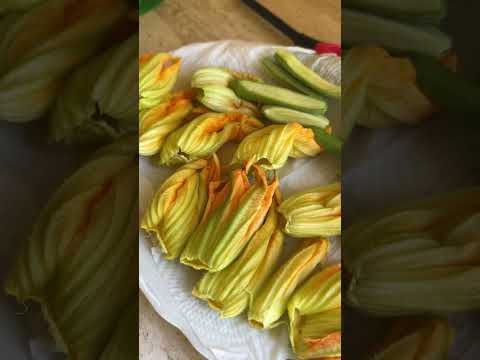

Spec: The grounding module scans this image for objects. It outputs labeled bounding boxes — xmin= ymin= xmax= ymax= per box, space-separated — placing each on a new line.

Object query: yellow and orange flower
xmin=159 ymin=112 xmax=263 ymax=165
xmin=288 ymin=265 xmax=341 ymax=359
xmin=278 ymin=183 xmax=341 ymax=238
xmin=139 ymin=52 xmax=181 ymax=110
xmin=248 ymin=239 xmax=329 ymax=329
xmin=5 ymin=136 xmax=138 ymax=359
xmin=0 ymin=0 xmax=127 ymax=123
xmin=181 ymin=165 xmax=278 ymax=272
xmin=192 ymin=199 xmax=284 ymax=318
xmin=141 ymin=155 xmax=221 ymax=260
xmin=232 ymin=123 xmax=322 ymax=170
xmin=139 ymin=90 xmax=196 ymax=156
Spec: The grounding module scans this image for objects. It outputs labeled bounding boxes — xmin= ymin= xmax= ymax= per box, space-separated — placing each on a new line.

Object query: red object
xmin=315 ymin=43 xmax=341 ymax=56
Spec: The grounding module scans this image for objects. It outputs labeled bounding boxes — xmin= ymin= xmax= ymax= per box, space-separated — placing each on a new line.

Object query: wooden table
xmin=139 ymin=1 xmax=339 ymax=358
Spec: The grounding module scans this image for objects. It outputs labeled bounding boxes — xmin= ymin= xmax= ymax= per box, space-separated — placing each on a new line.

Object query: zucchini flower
xmin=248 ymin=239 xmax=329 ymax=329
xmin=196 ymin=85 xmax=259 ymax=115
xmin=278 ymin=183 xmax=341 ymax=238
xmin=192 ymin=200 xmax=284 ymax=318
xmin=158 ymin=112 xmax=263 ymax=166
xmin=0 ymin=0 xmax=127 ymax=123
xmin=139 ymin=91 xmax=195 ymax=156
xmin=139 ymin=52 xmax=181 ymax=110
xmin=5 ymin=136 xmax=138 ymax=360
xmin=344 ymin=187 xmax=480 ymax=316
xmin=342 ymin=46 xmax=433 ymax=138
xmin=181 ymin=165 xmax=278 ymax=272
xmin=288 ymin=265 xmax=341 ymax=359
xmin=49 ymin=34 xmax=138 ymax=144
xmin=232 ymin=123 xmax=322 ymax=170
xmin=0 ymin=0 xmax=44 ymax=13
xmin=100 ymin=298 xmax=138 ymax=360
xmin=141 ymin=155 xmax=221 ymax=260
xmin=191 ymin=67 xmax=262 ymax=88
xmin=372 ymin=318 xmax=453 ymax=360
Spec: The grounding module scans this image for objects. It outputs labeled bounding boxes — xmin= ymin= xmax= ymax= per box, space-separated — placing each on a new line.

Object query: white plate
xmin=139 ymin=40 xmax=341 ymax=360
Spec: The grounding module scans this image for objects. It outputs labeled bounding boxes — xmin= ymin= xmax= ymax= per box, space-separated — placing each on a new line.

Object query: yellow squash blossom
xmin=50 ymin=34 xmax=138 ymax=143
xmin=373 ymin=318 xmax=453 ymax=360
xmin=342 ymin=46 xmax=433 ymax=138
xmin=288 ymin=265 xmax=341 ymax=359
xmin=196 ymin=85 xmax=259 ymax=115
xmin=191 ymin=67 xmax=262 ymax=88
xmin=344 ymin=187 xmax=480 ymax=316
xmin=159 ymin=112 xmax=263 ymax=166
xmin=0 ymin=0 xmax=127 ymax=123
xmin=139 ymin=52 xmax=181 ymax=110
xmin=248 ymin=239 xmax=329 ymax=329
xmin=192 ymin=200 xmax=284 ymax=318
xmin=139 ymin=91 xmax=196 ymax=156
xmin=232 ymin=123 xmax=322 ymax=170
xmin=278 ymin=183 xmax=341 ymax=238
xmin=141 ymin=155 xmax=221 ymax=260
xmin=5 ymin=136 xmax=138 ymax=360
xmin=181 ymin=165 xmax=278 ymax=272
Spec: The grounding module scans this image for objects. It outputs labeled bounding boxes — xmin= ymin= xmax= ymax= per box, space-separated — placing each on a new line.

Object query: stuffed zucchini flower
xmin=141 ymin=155 xmax=221 ymax=260
xmin=5 ymin=136 xmax=138 ymax=360
xmin=0 ymin=0 xmax=127 ymax=123
xmin=159 ymin=112 xmax=263 ymax=166
xmin=344 ymin=187 xmax=480 ymax=316
xmin=139 ymin=91 xmax=195 ymax=156
xmin=50 ymin=34 xmax=138 ymax=143
xmin=181 ymin=165 xmax=278 ymax=272
xmin=248 ymin=239 xmax=329 ymax=329
xmin=232 ymin=123 xmax=322 ymax=170
xmin=288 ymin=265 xmax=341 ymax=359
xmin=278 ymin=183 xmax=341 ymax=238
xmin=192 ymin=200 xmax=284 ymax=318
xmin=139 ymin=52 xmax=181 ymax=110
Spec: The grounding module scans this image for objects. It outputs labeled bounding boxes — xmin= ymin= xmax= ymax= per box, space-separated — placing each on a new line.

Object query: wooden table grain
xmin=140 ymin=0 xmax=292 ymax=54
xmin=139 ymin=1 xmax=339 ymax=359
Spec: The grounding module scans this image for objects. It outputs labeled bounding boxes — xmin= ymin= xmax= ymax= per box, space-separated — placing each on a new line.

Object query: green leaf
xmin=139 ymin=0 xmax=163 ymax=15
xmin=311 ymin=127 xmax=343 ymax=154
